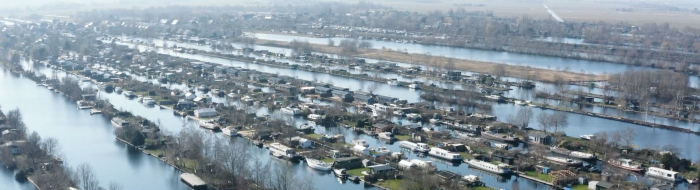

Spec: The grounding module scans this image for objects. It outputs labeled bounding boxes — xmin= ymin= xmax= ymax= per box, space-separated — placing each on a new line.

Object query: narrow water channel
xmin=0 ymin=69 xmax=189 ymax=190
xmin=116 ymin=39 xmax=700 ymax=160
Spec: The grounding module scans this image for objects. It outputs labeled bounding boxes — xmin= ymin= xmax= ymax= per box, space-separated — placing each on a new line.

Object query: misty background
xmin=2 ymin=0 xmax=700 ymax=28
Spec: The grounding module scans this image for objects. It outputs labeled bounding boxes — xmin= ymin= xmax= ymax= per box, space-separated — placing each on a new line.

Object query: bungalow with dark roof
xmin=373 ymin=123 xmax=395 ymax=133
xmin=315 ymin=86 xmax=332 ymax=97
xmin=331 ymin=90 xmax=353 ymax=102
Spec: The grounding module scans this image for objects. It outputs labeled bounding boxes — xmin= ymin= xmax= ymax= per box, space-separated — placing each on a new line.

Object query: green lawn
xmin=321 ymin=158 xmax=334 ymax=163
xmin=572 ymin=184 xmax=588 ymax=190
xmin=346 ymin=168 xmax=369 ymax=177
xmin=145 ymin=148 xmax=165 ymax=157
xmin=395 ymin=135 xmax=409 ymax=141
xmin=306 ymin=133 xmax=323 ymax=139
xmin=459 ymin=152 xmax=474 ymax=159
xmin=376 ymin=179 xmax=403 ymax=190
xmin=473 ymin=187 xmax=496 ymax=190
xmin=525 ymin=171 xmax=552 ymax=182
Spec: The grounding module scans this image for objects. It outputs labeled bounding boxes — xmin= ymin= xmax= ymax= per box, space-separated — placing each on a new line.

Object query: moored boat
xmin=398 ymin=141 xmax=429 ymax=153
xmin=608 ymin=158 xmax=643 ymax=172
xmin=352 ymin=139 xmax=369 ymax=147
xmin=221 ymin=126 xmax=238 ymax=137
xmin=481 ymin=131 xmax=518 ymax=143
xmin=268 ymin=142 xmax=299 ymax=161
xmin=76 ymin=100 xmax=92 ymax=109
xmin=333 ymin=168 xmax=348 ymax=179
xmin=464 ymin=159 xmax=511 ymax=174
xmin=428 ymin=147 xmax=462 ymax=162
xmin=546 ymin=156 xmax=583 ymax=166
xmin=306 ymin=158 xmax=332 ymax=171
xmin=550 ymin=147 xmax=596 ymax=160
xmin=198 ymin=120 xmax=221 ymax=131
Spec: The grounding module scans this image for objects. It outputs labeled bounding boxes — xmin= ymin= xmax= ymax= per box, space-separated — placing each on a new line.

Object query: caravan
xmin=647 ymin=167 xmax=682 ymax=182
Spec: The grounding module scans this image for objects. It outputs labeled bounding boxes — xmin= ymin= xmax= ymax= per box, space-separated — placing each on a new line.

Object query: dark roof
xmin=373 ymin=123 xmax=391 ymax=129
xmin=597 ymin=181 xmax=614 ymax=188
xmin=436 ymin=170 xmax=460 ymax=180
xmin=335 ymin=156 xmax=361 ymax=162
xmin=368 ymin=164 xmax=394 ymax=171
xmin=528 ymin=131 xmax=551 ymax=138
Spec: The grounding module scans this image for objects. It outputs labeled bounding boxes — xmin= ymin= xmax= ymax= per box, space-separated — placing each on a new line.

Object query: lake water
xmin=0 ymin=69 xmax=189 ymax=190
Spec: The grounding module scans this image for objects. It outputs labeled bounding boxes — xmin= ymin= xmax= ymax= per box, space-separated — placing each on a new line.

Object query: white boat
xmin=398 ymin=141 xmax=429 ymax=153
xmin=608 ymin=158 xmax=643 ymax=172
xmin=493 ymin=143 xmax=510 ymax=150
xmin=647 ymin=167 xmax=682 ymax=181
xmin=580 ymin=135 xmax=595 ymax=140
xmin=141 ymin=97 xmax=156 ymax=106
xmin=570 ymin=151 xmax=596 ymax=160
xmin=408 ymin=83 xmax=419 ymax=89
xmin=333 ymin=168 xmax=348 ymax=179
xmin=281 ymin=107 xmax=302 ymax=115
xmin=462 ymin=175 xmax=481 ymax=183
xmin=464 ymin=159 xmax=511 ymax=174
xmin=76 ymin=100 xmax=92 ymax=109
xmin=546 ymin=156 xmax=583 ymax=166
xmin=428 ymin=147 xmax=462 ymax=162
xmin=514 ymin=100 xmax=526 ymax=105
xmin=378 ymin=132 xmax=396 ymax=141
xmin=298 ymin=124 xmax=315 ymax=133
xmin=374 ymin=147 xmax=392 ymax=156
xmin=306 ymin=158 xmax=332 ymax=171
xmin=387 ymin=79 xmax=399 ymax=86
xmin=352 ymin=139 xmax=369 ymax=147
xmin=481 ymin=131 xmax=518 ymax=143
xmin=550 ymin=147 xmax=596 ymax=160
xmin=269 ymin=142 xmax=299 ymax=160
xmin=198 ymin=120 xmax=220 ymax=131
xmin=221 ymin=126 xmax=238 ymax=137
xmin=308 ymin=114 xmax=322 ymax=120
xmin=111 ymin=117 xmax=130 ymax=128
xmin=485 ymin=94 xmax=502 ymax=101
xmin=124 ymin=91 xmax=135 ymax=98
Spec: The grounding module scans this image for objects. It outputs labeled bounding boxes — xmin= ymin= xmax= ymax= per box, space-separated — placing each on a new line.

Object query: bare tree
xmin=76 ymin=163 xmax=101 ymax=190
xmin=549 ymin=112 xmax=568 ymax=134
xmin=327 ymin=38 xmax=335 ymax=46
xmin=358 ymin=41 xmax=373 ymax=49
xmin=493 ymin=64 xmax=506 ymax=80
xmin=108 ymin=182 xmax=124 ymax=190
xmin=41 ymin=137 xmax=61 ymax=158
xmin=620 ymin=127 xmax=635 ymax=147
xmin=537 ymin=112 xmax=551 ymax=133
xmin=508 ymin=108 xmax=533 ymax=129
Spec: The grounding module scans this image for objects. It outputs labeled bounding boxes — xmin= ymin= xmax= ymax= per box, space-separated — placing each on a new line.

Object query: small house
xmin=373 ymin=123 xmax=394 ymax=133
xmin=175 ymin=99 xmax=195 ymax=110
xmin=528 ymin=131 xmax=553 ymax=145
xmin=366 ymin=164 xmax=398 ymax=178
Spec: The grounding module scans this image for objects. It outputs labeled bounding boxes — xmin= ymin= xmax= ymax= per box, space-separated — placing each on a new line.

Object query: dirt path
xmin=254 ymin=39 xmax=607 ymax=83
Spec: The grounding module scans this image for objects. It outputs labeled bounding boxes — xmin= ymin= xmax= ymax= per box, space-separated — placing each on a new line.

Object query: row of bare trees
xmin=165 ymin=125 xmax=315 ymax=190
xmin=0 ymin=107 xmax=123 ymax=190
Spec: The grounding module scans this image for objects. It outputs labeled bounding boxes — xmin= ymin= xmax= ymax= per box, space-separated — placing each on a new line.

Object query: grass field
xmin=376 ymin=179 xmax=403 ymax=190
xmin=347 ymin=168 xmax=369 ymax=177
xmin=525 ymin=171 xmax=553 ymax=182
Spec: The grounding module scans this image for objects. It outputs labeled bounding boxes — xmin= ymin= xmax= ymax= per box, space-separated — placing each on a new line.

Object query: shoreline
xmin=252 ymin=38 xmax=606 ymax=83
